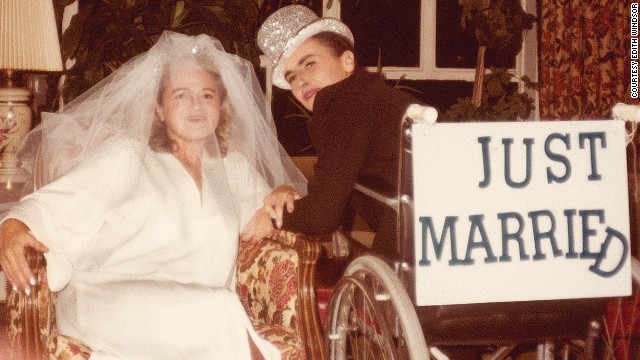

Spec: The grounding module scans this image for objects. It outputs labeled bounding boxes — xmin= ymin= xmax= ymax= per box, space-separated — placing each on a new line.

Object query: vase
xmin=0 ymin=87 xmax=31 ymax=184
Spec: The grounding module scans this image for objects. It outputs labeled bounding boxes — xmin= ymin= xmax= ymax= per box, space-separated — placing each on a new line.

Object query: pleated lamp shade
xmin=0 ymin=0 xmax=63 ymax=72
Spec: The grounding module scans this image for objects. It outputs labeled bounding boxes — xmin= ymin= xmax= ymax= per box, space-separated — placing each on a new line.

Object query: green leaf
xmin=171 ymin=1 xmax=187 ymax=28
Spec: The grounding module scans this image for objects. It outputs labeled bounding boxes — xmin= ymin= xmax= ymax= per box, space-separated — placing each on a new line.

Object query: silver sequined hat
xmin=257 ymin=5 xmax=354 ymax=90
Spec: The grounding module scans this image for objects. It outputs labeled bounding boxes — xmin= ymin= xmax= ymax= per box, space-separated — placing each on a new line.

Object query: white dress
xmin=4 ymin=139 xmax=279 ymax=360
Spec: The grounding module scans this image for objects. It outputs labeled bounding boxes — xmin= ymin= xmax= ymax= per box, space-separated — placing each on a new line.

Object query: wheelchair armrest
xmin=354 ymin=183 xmax=398 ymax=210
xmin=7 ymin=247 xmax=56 ymax=360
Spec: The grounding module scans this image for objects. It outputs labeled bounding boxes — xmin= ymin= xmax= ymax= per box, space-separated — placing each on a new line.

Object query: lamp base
xmin=0 ymin=86 xmax=31 ymax=178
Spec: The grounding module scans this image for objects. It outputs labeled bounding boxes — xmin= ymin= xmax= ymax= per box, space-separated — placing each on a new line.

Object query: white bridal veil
xmin=2 ymin=31 xmax=307 ymax=223
xmin=0 ymin=32 xmax=305 ymax=360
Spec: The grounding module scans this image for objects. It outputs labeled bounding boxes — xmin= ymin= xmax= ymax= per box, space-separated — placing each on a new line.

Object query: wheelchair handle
xmin=404 ymin=104 xmax=438 ymax=125
xmin=612 ymin=102 xmax=640 ymax=122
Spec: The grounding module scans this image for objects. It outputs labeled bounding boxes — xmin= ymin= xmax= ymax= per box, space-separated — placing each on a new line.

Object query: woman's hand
xmin=0 ymin=218 xmax=49 ymax=295
xmin=263 ymin=185 xmax=301 ymax=228
xmin=240 ymin=208 xmax=274 ymax=243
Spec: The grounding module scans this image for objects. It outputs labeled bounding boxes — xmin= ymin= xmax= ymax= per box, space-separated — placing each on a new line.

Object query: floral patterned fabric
xmin=539 ymin=0 xmax=633 ymax=119
xmin=7 ymin=231 xmax=311 ymax=360
xmin=48 ymin=336 xmax=92 ymax=360
xmin=237 ymin=230 xmax=306 ymax=360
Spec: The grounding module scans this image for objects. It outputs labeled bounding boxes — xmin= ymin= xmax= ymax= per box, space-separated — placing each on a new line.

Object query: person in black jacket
xmin=258 ymin=5 xmax=423 ymax=259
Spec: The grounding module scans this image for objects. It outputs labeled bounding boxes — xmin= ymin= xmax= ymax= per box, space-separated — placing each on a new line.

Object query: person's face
xmin=284 ymin=37 xmax=355 ymax=112
xmin=155 ymin=64 xmax=222 ymax=147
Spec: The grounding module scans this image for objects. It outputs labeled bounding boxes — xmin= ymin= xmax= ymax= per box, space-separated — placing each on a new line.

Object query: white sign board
xmin=412 ymin=121 xmax=631 ymax=306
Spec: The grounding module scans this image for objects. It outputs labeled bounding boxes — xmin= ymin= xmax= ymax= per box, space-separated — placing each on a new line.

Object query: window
xmin=323 ymin=0 xmax=537 ymax=83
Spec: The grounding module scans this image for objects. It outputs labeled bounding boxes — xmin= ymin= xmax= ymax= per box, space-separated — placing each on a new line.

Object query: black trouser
xmin=348 ymin=191 xmax=399 ymax=260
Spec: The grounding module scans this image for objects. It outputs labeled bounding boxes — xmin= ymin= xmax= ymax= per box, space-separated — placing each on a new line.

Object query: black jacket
xmin=281 ymin=70 xmax=419 ymax=256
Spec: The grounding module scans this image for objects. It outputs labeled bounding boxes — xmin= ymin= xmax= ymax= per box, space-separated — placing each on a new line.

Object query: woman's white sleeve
xmin=1 ymin=139 xmax=142 ymax=291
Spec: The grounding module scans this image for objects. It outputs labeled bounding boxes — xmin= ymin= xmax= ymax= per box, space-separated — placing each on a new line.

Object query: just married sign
xmin=412 ymin=120 xmax=632 ymax=306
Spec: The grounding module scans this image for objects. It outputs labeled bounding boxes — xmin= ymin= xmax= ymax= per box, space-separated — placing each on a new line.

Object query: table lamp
xmin=0 ymin=0 xmax=63 ymax=191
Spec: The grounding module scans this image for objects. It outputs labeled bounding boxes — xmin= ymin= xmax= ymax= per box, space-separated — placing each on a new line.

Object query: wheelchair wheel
xmin=325 ymin=255 xmax=429 ymax=360
xmin=325 ymin=275 xmax=398 ymax=359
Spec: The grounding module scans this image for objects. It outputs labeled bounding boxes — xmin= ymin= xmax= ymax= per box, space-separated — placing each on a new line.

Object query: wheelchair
xmin=322 ymin=103 xmax=640 ymax=360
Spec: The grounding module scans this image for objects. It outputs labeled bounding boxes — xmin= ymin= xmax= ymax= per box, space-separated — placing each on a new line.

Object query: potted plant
xmin=51 ymin=0 xmax=314 ymax=104
xmin=444 ymin=67 xmax=537 ymax=121
xmin=444 ymin=0 xmax=537 ymax=121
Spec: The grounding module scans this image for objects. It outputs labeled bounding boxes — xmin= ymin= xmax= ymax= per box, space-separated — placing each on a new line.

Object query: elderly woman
xmin=0 ymin=32 xmax=306 ymax=360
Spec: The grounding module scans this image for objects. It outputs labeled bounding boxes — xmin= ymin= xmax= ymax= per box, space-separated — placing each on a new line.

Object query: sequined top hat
xmin=257 ymin=5 xmax=354 ymax=90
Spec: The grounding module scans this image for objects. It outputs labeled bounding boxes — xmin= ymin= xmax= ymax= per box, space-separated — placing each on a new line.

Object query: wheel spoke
xmin=325 ymin=256 xmax=428 ymax=360
xmin=326 ymin=277 xmax=396 ymax=359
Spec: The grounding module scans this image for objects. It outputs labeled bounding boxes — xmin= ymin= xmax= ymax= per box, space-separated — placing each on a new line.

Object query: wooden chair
xmin=5 ymin=229 xmax=330 ymax=360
